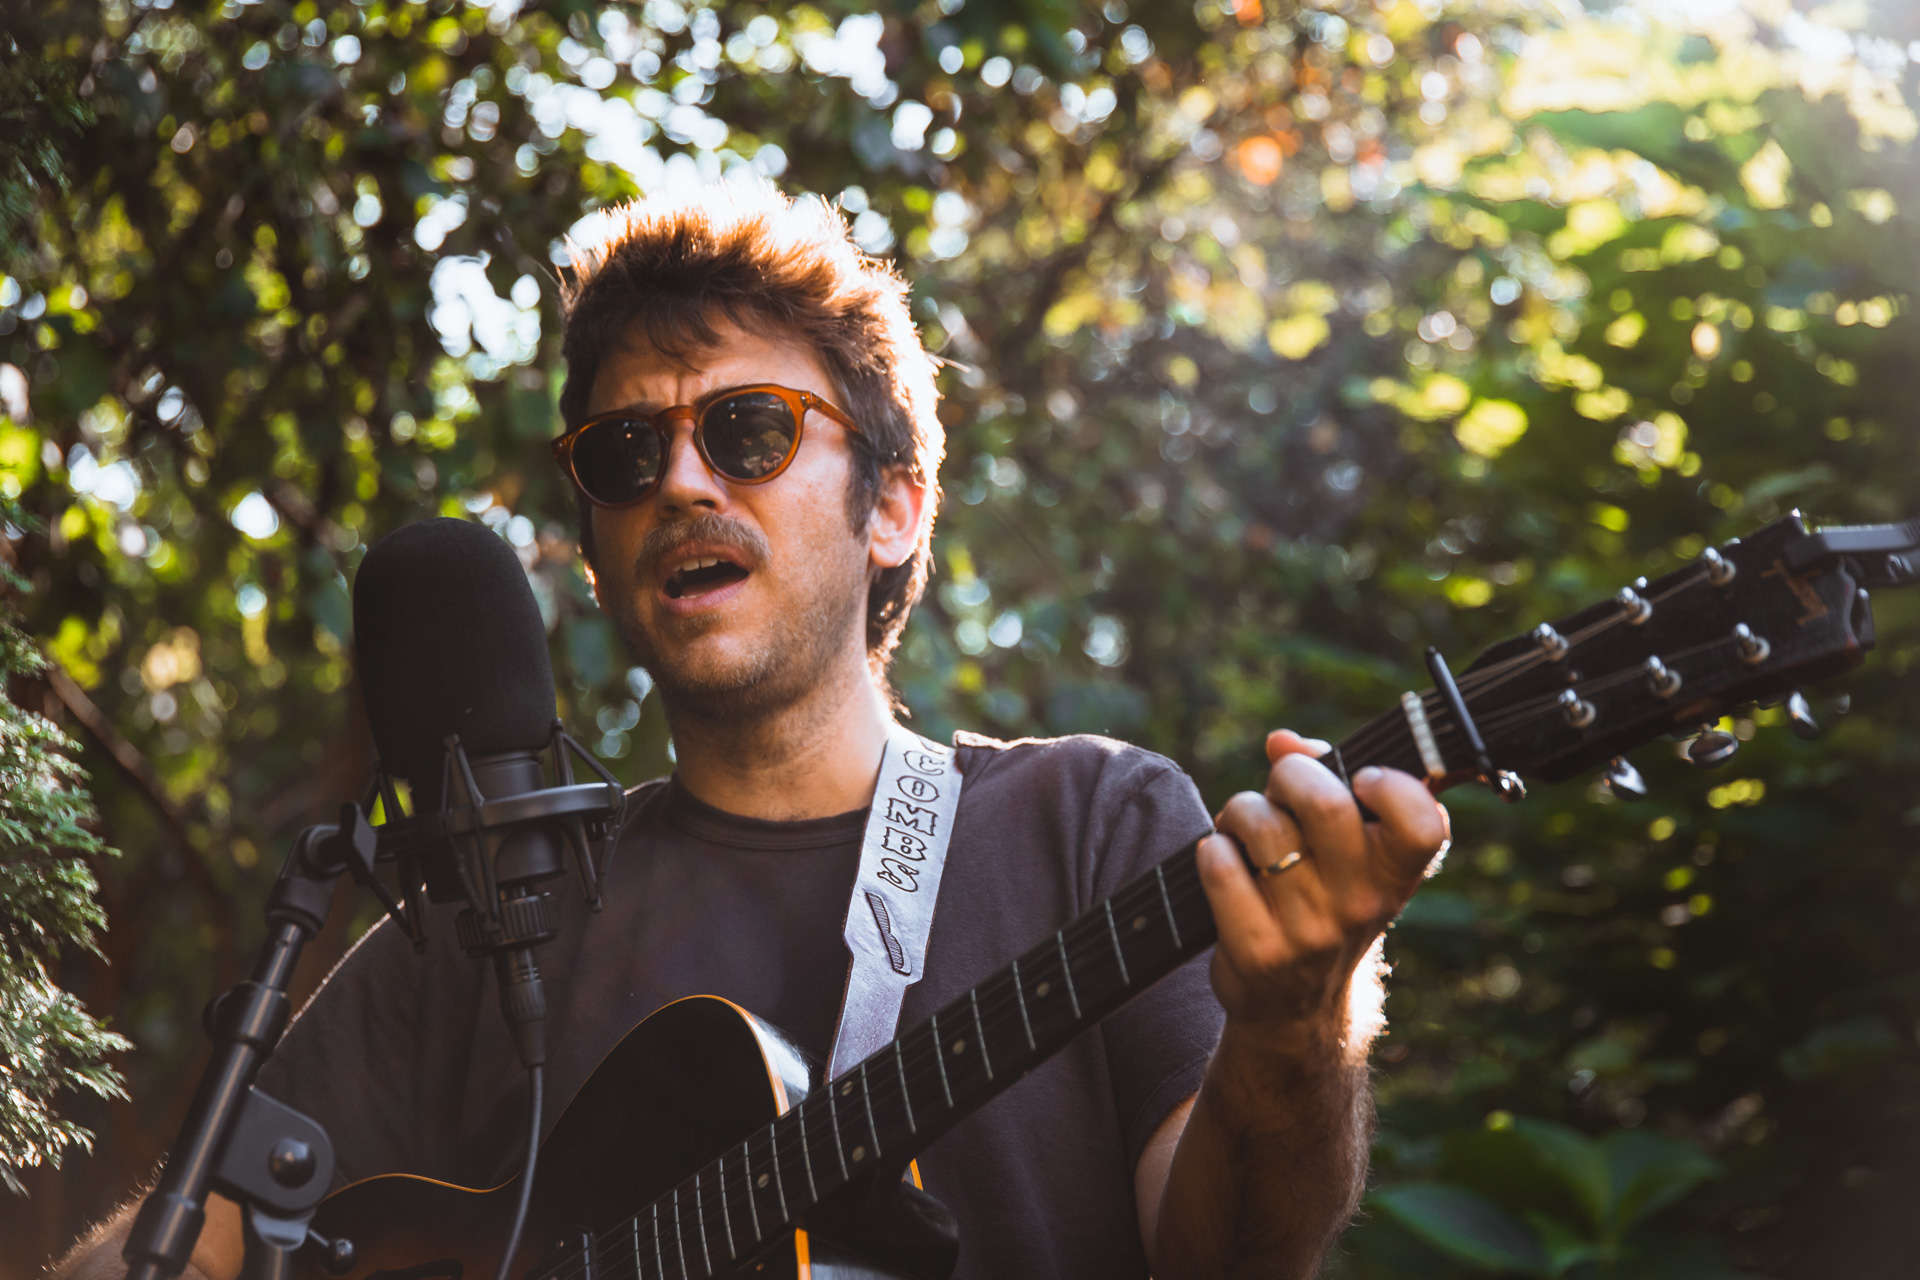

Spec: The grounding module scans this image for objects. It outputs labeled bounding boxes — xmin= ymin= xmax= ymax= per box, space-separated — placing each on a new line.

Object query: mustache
xmin=635 ymin=512 xmax=771 ymax=576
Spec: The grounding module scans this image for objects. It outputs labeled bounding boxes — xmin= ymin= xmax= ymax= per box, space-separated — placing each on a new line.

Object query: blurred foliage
xmin=4 ymin=0 xmax=1920 ymax=1274
xmin=0 ymin=497 xmax=128 ymax=1197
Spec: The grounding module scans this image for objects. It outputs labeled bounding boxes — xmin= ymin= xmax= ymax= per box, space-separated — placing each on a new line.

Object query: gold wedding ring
xmin=1258 ymin=849 xmax=1305 ymax=878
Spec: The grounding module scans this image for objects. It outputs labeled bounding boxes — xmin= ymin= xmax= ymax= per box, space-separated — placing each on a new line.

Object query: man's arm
xmin=1137 ymin=730 xmax=1448 ymax=1279
xmin=48 ymin=1192 xmax=243 ymax=1280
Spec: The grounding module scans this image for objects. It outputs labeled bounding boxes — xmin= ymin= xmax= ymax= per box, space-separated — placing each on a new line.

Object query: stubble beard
xmin=608 ymin=513 xmax=870 ymax=727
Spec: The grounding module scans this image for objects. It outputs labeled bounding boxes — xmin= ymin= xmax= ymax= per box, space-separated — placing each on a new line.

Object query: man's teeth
xmin=681 ymin=557 xmax=722 ymax=572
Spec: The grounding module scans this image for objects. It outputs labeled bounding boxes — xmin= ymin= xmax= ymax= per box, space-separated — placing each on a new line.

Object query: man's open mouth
xmin=665 ymin=556 xmax=750 ymax=600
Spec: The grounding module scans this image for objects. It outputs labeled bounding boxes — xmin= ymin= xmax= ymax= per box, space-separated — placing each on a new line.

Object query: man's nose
xmin=652 ymin=412 xmax=725 ymax=515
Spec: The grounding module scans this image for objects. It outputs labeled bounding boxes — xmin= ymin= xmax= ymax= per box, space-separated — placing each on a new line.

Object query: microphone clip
xmin=363 ymin=719 xmax=627 ymax=954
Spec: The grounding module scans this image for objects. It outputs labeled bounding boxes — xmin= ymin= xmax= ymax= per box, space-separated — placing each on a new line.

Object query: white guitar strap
xmin=826 ymin=724 xmax=965 ymax=1080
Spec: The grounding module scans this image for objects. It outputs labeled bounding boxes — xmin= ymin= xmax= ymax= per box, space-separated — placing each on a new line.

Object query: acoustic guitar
xmin=301 ymin=512 xmax=1914 ymax=1280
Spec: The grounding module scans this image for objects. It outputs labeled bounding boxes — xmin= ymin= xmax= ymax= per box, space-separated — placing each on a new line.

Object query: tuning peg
xmin=1602 ymin=756 xmax=1647 ymax=798
xmin=1687 ymin=724 xmax=1739 ymax=767
xmin=1484 ymin=770 xmax=1527 ymax=803
xmin=1701 ymin=545 xmax=1736 ymax=586
xmin=1787 ymin=690 xmax=1821 ymax=740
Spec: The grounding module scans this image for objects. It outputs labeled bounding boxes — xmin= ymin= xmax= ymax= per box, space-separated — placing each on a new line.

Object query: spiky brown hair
xmin=558 ymin=180 xmax=944 ymax=677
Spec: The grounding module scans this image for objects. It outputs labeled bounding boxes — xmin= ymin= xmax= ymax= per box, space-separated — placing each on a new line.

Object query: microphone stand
xmin=123 ymin=807 xmax=378 ymax=1280
xmin=123 ymin=718 xmax=626 ymax=1280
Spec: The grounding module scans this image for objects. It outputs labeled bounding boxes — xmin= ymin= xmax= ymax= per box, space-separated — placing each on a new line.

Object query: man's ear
xmin=868 ymin=465 xmax=929 ymax=571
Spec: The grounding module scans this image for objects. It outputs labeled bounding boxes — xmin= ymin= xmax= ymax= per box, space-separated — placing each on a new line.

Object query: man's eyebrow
xmin=604 ymin=383 xmax=766 ymax=416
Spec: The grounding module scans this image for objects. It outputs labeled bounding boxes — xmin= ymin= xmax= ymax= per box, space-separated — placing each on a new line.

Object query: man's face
xmin=582 ymin=317 xmax=877 ymax=719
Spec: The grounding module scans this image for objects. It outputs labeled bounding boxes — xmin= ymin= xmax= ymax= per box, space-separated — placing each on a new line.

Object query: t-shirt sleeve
xmin=1084 ymin=754 xmax=1223 ymax=1172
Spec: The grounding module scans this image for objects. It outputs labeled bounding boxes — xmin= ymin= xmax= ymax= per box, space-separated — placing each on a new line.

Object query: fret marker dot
xmin=1035 ymin=981 xmax=1051 ymax=998
xmin=851 ymin=1145 xmax=866 ymax=1163
xmin=841 ymin=1081 xmax=853 ymax=1096
xmin=1133 ymin=914 xmax=1146 ymax=931
xmin=757 ymin=1173 xmax=770 ymax=1188
xmin=951 ymin=1038 xmax=966 ymax=1054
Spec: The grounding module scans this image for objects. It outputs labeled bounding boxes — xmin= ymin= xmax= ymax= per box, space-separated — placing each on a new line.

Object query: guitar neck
xmin=550 ymin=511 xmax=1903 ymax=1275
xmin=582 ymin=720 xmax=1425 ymax=1278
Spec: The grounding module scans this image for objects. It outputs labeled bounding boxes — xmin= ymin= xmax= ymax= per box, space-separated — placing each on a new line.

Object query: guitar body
xmin=305 ymin=996 xmax=958 ymax=1280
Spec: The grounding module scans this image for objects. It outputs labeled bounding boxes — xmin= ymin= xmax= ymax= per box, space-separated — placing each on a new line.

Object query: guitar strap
xmin=826 ymin=724 xmax=965 ymax=1080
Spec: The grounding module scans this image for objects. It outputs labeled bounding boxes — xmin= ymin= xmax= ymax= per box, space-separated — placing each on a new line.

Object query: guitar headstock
xmin=1352 ymin=514 xmax=1908 ymax=792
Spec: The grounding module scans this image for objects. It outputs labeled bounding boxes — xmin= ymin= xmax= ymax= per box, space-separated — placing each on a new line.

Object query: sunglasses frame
xmin=551 ymin=382 xmax=862 ymax=509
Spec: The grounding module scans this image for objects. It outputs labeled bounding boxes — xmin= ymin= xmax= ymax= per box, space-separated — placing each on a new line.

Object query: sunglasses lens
xmin=701 ymin=391 xmax=800 ymax=481
xmin=572 ymin=418 xmax=663 ymax=505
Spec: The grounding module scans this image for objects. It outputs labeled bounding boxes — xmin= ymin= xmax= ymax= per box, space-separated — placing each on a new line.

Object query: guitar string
xmin=1334 ymin=577 xmax=1742 ymax=769
xmin=543 ymin=868 xmax=1222 ymax=1280
xmin=546 ymin=568 xmax=1744 ymax=1279
xmin=1465 ymin=632 xmax=1750 ymax=742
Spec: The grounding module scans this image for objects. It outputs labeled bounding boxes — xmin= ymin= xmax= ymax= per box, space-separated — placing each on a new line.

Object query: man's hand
xmin=1199 ymin=729 xmax=1449 ymax=1040
xmin=1142 ymin=730 xmax=1449 ymax=1280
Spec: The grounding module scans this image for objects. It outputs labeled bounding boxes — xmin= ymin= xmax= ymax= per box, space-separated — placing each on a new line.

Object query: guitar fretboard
xmin=536 ymin=719 xmax=1427 ymax=1280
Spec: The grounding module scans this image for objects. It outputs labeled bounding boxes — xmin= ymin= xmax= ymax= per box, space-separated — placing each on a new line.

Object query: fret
xmin=765 ymin=1122 xmax=789 ymax=1220
xmin=970 ymin=987 xmax=994 ymax=1080
xmin=1172 ymin=854 xmax=1216 ymax=943
xmin=794 ymin=1099 xmax=819 ymax=1201
xmin=1070 ymin=912 xmax=1126 ymax=1007
xmin=691 ymin=1178 xmax=713 ymax=1277
xmin=630 ymin=1215 xmax=644 ymax=1280
xmin=927 ymin=1012 xmax=954 ymax=1108
xmin=571 ymin=1224 xmax=595 ymax=1280
xmin=1114 ymin=880 xmax=1169 ymax=978
xmin=713 ymin=1157 xmax=736 ymax=1261
xmin=1154 ymin=863 xmax=1182 ymax=949
xmin=651 ymin=1202 xmax=666 ymax=1280
xmin=980 ymin=969 xmax=1034 ymax=1075
xmin=1010 ymin=959 xmax=1036 ymax=1050
xmin=859 ymin=1060 xmax=882 ymax=1159
xmin=670 ymin=1186 xmax=689 ymax=1280
xmin=1017 ymin=936 xmax=1072 ymax=1047
xmin=738 ymin=1140 xmax=762 ymax=1243
xmin=1103 ymin=899 xmax=1131 ymax=986
xmin=1056 ymin=930 xmax=1082 ymax=1019
xmin=893 ymin=1038 xmax=917 ymax=1134
xmin=825 ymin=1084 xmax=849 ymax=1180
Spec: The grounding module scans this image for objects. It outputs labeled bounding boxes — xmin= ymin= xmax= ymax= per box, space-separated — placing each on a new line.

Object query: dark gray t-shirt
xmin=260 ymin=732 xmax=1222 ymax=1279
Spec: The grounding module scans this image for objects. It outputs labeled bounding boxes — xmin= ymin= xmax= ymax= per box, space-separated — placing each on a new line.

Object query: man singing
xmin=59 ymin=181 xmax=1447 ymax=1280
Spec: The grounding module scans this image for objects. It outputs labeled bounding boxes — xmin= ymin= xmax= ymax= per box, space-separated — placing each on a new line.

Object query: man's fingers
xmin=1205 ymin=794 xmax=1337 ymax=972
xmin=1266 ymin=728 xmax=1331 ymax=764
xmin=1266 ymin=751 xmax=1369 ymax=898
xmin=1351 ymin=765 xmax=1451 ymax=885
xmin=1195 ymin=832 xmax=1289 ymax=967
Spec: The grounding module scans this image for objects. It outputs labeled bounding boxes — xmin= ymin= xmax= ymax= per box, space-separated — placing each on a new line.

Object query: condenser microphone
xmin=352 ymin=517 xmax=623 ymax=1068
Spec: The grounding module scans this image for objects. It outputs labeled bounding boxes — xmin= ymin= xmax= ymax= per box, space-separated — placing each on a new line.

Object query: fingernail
xmin=1355 ymin=766 xmax=1381 ymax=784
xmin=1301 ymin=737 xmax=1332 ymax=754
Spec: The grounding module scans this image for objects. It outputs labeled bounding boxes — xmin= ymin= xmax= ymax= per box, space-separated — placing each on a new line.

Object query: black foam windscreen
xmin=353 ymin=518 xmax=557 ymax=790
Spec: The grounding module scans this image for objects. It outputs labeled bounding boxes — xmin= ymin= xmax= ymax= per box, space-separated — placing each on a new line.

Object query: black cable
xmin=494 ymin=1062 xmax=543 ymax=1280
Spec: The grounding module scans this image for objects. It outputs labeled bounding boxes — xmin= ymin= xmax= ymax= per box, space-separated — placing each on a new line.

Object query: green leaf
xmin=1604 ymin=1131 xmax=1720 ymax=1236
xmin=1370 ymin=1182 xmax=1553 ymax=1275
xmin=1512 ymin=1119 xmax=1611 ymax=1235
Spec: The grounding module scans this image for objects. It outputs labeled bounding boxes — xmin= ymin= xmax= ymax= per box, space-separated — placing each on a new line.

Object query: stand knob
xmin=269 ymin=1138 xmax=316 ymax=1188
xmin=305 ymin=1229 xmax=356 ymax=1276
